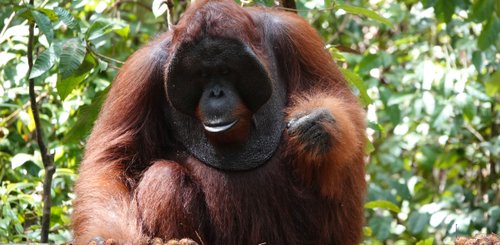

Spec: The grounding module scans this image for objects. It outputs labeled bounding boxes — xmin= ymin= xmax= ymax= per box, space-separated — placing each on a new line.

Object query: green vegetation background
xmin=0 ymin=0 xmax=498 ymax=243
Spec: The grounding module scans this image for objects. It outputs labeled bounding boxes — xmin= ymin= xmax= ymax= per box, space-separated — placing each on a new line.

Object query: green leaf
xmin=11 ymin=153 xmax=36 ymax=169
xmin=87 ymin=19 xmax=130 ymax=42
xmin=365 ymin=200 xmax=401 ymax=213
xmin=357 ymin=52 xmax=393 ymax=74
xmin=59 ymin=38 xmax=86 ymax=79
xmin=5 ymin=183 xmax=35 ymax=194
xmin=29 ymin=45 xmax=57 ymax=79
xmin=336 ymin=3 xmax=393 ymax=27
xmin=14 ymin=223 xmax=23 ymax=234
xmin=14 ymin=6 xmax=34 ymax=21
xmin=54 ymin=7 xmax=78 ymax=29
xmin=416 ymin=238 xmax=434 ymax=245
xmin=478 ymin=16 xmax=500 ymax=50
xmin=31 ymin=10 xmax=54 ymax=43
xmin=57 ymin=53 xmax=96 ymax=100
xmin=387 ymin=93 xmax=413 ymax=106
xmin=369 ymin=216 xmax=392 ymax=240
xmin=63 ymin=88 xmax=109 ymax=143
xmin=470 ymin=0 xmax=494 ymax=23
xmin=434 ymin=0 xmax=455 ymax=23
xmin=37 ymin=8 xmax=58 ymax=21
xmin=340 ymin=68 xmax=372 ymax=106
xmin=97 ymin=59 xmax=108 ymax=72
xmin=55 ymin=168 xmax=76 ymax=177
xmin=432 ymin=104 xmax=453 ymax=129
xmin=422 ymin=0 xmax=436 ymax=8
xmin=485 ymin=71 xmax=500 ymax=96
xmin=497 ymin=0 xmax=500 ymax=17
xmin=368 ymin=121 xmax=385 ymax=133
xmin=407 ymin=211 xmax=430 ymax=235
xmin=363 ymin=227 xmax=373 ymax=238
xmin=471 ymin=51 xmax=483 ymax=72
xmin=488 ymin=206 xmax=500 ymax=220
xmin=114 ymin=25 xmax=130 ymax=38
xmin=364 ymin=138 xmax=375 ymax=154
xmin=328 ymin=46 xmax=346 ymax=62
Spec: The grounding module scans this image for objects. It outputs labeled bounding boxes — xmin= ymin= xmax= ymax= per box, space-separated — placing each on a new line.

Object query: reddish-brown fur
xmin=72 ymin=1 xmax=366 ymax=244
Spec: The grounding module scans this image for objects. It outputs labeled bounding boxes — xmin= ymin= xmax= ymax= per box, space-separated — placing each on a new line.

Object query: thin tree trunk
xmin=26 ymin=0 xmax=56 ymax=241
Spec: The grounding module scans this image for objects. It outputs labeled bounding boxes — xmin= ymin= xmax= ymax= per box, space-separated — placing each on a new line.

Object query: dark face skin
xmin=198 ymin=74 xmax=244 ymax=134
xmin=166 ymin=37 xmax=286 ymax=171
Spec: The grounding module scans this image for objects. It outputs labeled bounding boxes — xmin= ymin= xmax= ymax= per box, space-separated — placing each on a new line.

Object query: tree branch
xmin=489 ymin=99 xmax=498 ymax=184
xmin=0 ymin=93 xmax=47 ymax=128
xmin=279 ymin=0 xmax=296 ymax=12
xmin=26 ymin=0 xmax=56 ymax=242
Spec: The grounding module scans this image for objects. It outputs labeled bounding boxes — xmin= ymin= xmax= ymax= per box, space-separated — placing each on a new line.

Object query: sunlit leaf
xmin=55 ymin=168 xmax=76 ymax=178
xmin=54 ymin=7 xmax=78 ymax=29
xmin=97 ymin=58 xmax=108 ymax=71
xmin=369 ymin=216 xmax=391 ymax=240
xmin=363 ymin=227 xmax=372 ymax=237
xmin=5 ymin=183 xmax=35 ymax=194
xmin=432 ymin=104 xmax=453 ymax=129
xmin=340 ymin=68 xmax=372 ymax=105
xmin=416 ymin=238 xmax=434 ymax=245
xmin=115 ymin=25 xmax=130 ymax=38
xmin=364 ymin=138 xmax=375 ymax=154
xmin=328 ymin=46 xmax=346 ymax=62
xmin=152 ymin=0 xmax=169 ymax=18
xmin=11 ymin=153 xmax=35 ymax=169
xmin=29 ymin=45 xmax=57 ymax=79
xmin=32 ymin=10 xmax=54 ymax=43
xmin=14 ymin=6 xmax=34 ymax=21
xmin=365 ymin=200 xmax=401 ymax=213
xmin=387 ymin=93 xmax=413 ymax=106
xmin=485 ymin=70 xmax=500 ymax=96
xmin=36 ymin=8 xmax=58 ymax=21
xmin=87 ymin=19 xmax=130 ymax=41
xmin=336 ymin=3 xmax=393 ymax=27
xmin=63 ymin=88 xmax=109 ymax=143
xmin=57 ymin=53 xmax=96 ymax=100
xmin=478 ymin=16 xmax=500 ymax=50
xmin=407 ymin=211 xmax=430 ymax=235
xmin=59 ymin=38 xmax=86 ymax=79
xmin=368 ymin=122 xmax=384 ymax=133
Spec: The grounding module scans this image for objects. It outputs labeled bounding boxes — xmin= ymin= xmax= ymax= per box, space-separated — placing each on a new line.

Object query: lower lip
xmin=203 ymin=120 xmax=238 ymax=133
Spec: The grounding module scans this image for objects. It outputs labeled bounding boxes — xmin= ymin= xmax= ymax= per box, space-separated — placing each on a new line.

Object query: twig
xmin=274 ymin=6 xmax=337 ymax=12
xmin=87 ymin=45 xmax=125 ymax=65
xmin=489 ymin=100 xmax=498 ymax=183
xmin=464 ymin=122 xmax=498 ymax=186
xmin=0 ymin=93 xmax=47 ymax=128
xmin=166 ymin=0 xmax=174 ymax=30
xmin=328 ymin=14 xmax=350 ymax=45
xmin=279 ymin=0 xmax=296 ymax=12
xmin=0 ymin=12 xmax=16 ymax=40
xmin=195 ymin=231 xmax=206 ymax=245
xmin=26 ymin=0 xmax=55 ymax=242
xmin=464 ymin=123 xmax=485 ymax=143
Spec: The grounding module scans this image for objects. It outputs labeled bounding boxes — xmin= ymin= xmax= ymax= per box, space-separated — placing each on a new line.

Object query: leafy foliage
xmin=0 ymin=0 xmax=498 ymax=243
